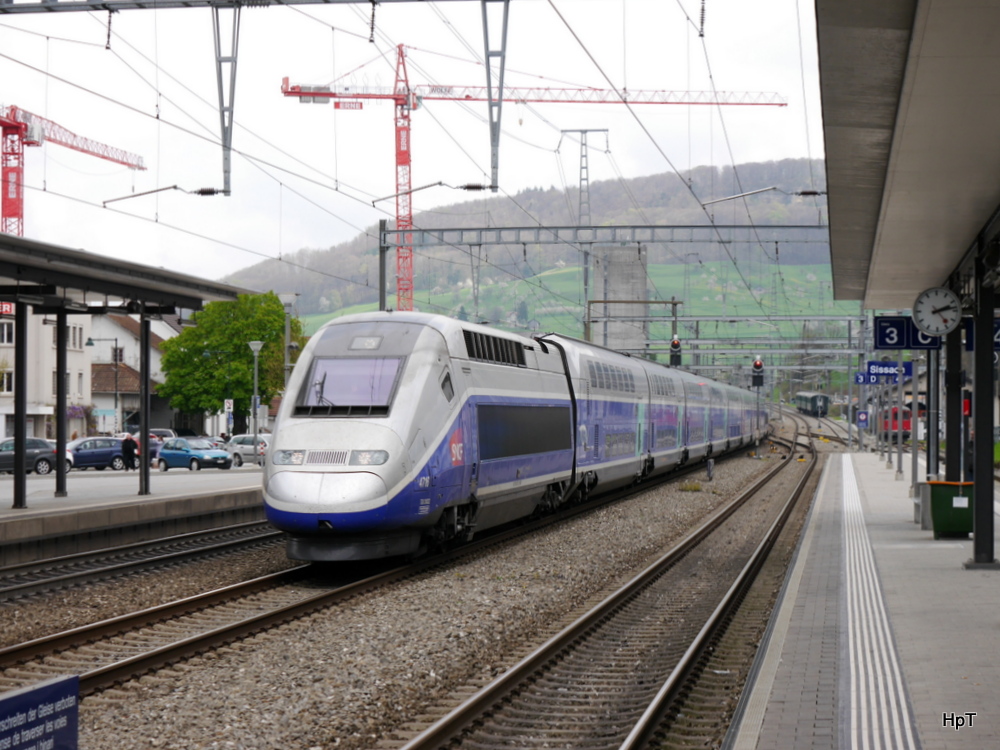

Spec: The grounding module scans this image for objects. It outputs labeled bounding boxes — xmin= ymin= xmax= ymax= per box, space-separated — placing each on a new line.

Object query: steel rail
xmin=0 ymin=566 xmax=311 ymax=669
xmin=397 ymin=434 xmax=797 ymax=750
xmin=619 ymin=428 xmax=816 ymax=748
xmin=0 ymin=522 xmax=283 ymax=600
xmin=0 ymin=448 xmax=751 ymax=696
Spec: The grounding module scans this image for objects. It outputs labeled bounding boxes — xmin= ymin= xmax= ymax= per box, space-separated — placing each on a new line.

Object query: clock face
xmin=912 ymin=287 xmax=962 ymax=336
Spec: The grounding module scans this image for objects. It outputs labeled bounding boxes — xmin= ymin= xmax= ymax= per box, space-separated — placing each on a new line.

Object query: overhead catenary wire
xmin=1 ymin=5 xmax=820 ymax=337
xmin=545 ymin=0 xmax=771 ymax=321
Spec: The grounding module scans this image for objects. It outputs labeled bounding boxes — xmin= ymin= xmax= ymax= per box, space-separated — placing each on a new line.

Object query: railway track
xmin=0 ymin=521 xmax=284 ymax=601
xmin=0 ymin=446 xmax=770 ymax=699
xmin=376 ymin=422 xmax=811 ymax=749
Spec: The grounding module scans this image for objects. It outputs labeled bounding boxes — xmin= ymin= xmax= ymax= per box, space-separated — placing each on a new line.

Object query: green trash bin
xmin=927 ymin=481 xmax=974 ymax=539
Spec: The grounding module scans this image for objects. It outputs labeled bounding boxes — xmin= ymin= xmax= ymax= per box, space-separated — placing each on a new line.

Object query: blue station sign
xmin=867 ymin=360 xmax=912 ymax=378
xmin=874 ymin=316 xmax=941 ymax=350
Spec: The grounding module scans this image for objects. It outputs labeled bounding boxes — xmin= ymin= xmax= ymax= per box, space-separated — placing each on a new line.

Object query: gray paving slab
xmin=856 ymin=452 xmax=1000 ymax=750
xmin=730 ymin=451 xmax=1000 ymax=750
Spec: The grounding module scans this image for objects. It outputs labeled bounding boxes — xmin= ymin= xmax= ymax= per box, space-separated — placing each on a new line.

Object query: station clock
xmin=911 ymin=287 xmax=962 ymax=336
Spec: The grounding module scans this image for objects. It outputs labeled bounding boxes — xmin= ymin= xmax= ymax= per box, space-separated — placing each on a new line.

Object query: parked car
xmin=225 ymin=433 xmax=271 ymax=467
xmin=67 ymin=437 xmax=126 ymax=471
xmin=0 ymin=437 xmax=63 ymax=475
xmin=158 ymin=437 xmax=233 ymax=471
xmin=46 ymin=440 xmax=75 ymax=471
xmin=149 ymin=428 xmax=176 ymax=441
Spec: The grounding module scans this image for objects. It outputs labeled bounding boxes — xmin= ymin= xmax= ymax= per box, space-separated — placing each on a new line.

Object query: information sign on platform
xmin=874 ymin=316 xmax=941 ymax=350
xmin=857 ymin=410 xmax=869 ymax=429
xmin=867 ymin=360 xmax=912 ymax=378
xmin=961 ymin=318 xmax=1000 ymax=352
xmin=854 ymin=372 xmax=887 ymax=385
xmin=0 ymin=675 xmax=79 ymax=750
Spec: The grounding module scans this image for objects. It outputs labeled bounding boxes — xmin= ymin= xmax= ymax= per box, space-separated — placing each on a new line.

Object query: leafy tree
xmin=158 ymin=293 xmax=307 ymax=422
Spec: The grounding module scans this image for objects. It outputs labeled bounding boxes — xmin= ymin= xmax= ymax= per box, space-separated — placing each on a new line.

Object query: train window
xmin=298 ymin=357 xmax=403 ymax=416
xmin=477 ymin=404 xmax=571 ymax=459
xmin=441 ymin=372 xmax=455 ymax=402
xmin=588 ymin=361 xmax=597 ymax=388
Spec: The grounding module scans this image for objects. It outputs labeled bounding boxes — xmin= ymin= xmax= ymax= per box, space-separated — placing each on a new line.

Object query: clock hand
xmin=931 ymin=304 xmax=957 ymax=315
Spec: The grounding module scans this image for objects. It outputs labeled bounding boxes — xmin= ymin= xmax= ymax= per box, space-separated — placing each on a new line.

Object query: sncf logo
xmin=449 ymin=429 xmax=464 ymax=465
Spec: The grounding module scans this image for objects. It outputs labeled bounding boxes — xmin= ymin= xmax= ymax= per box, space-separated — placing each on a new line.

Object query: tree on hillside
xmin=158 ymin=293 xmax=307 ymax=427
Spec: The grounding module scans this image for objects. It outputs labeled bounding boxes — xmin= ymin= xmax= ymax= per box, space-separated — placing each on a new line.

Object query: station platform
xmin=728 ymin=451 xmax=1000 ymax=750
xmin=0 ymin=470 xmax=264 ymax=565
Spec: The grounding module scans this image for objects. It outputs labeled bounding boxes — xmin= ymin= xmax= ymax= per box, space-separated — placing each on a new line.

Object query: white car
xmin=225 ymin=434 xmax=271 ymax=467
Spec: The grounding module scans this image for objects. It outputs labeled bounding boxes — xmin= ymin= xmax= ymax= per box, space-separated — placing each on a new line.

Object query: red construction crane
xmin=0 ymin=105 xmax=146 ymax=237
xmin=282 ymin=44 xmax=786 ymax=311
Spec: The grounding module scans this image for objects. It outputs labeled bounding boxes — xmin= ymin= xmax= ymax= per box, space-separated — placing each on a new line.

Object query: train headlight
xmin=350 ymin=449 xmax=389 ymax=466
xmin=272 ymin=449 xmax=307 ymax=465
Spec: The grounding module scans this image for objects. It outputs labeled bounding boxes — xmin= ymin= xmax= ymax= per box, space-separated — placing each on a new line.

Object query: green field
xmin=301 ymin=261 xmax=858 ymax=341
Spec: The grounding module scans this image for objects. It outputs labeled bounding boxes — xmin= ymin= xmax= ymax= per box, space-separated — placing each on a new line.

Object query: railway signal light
xmin=669 ymin=337 xmax=681 ymax=366
xmin=751 ymin=358 xmax=764 ymax=387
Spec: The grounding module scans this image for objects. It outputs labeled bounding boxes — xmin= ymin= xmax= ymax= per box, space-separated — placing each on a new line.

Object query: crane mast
xmin=393 ymin=45 xmax=415 ymax=311
xmin=0 ymin=105 xmax=146 ymax=237
xmin=282 ymin=44 xmax=787 ymax=312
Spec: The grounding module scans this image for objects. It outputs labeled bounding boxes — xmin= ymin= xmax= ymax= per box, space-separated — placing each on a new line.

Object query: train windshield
xmin=299 ymin=357 xmax=403 ymax=415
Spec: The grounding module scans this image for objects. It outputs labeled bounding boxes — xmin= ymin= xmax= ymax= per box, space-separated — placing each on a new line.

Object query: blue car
xmin=67 ymin=437 xmax=126 ymax=471
xmin=157 ymin=437 xmax=233 ymax=471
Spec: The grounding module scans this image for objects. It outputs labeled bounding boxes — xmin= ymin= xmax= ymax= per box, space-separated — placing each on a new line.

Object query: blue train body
xmin=263 ymin=312 xmax=767 ymax=561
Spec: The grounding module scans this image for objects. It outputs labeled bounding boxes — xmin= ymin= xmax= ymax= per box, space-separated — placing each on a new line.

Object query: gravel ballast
xmin=20 ymin=455 xmax=778 ymax=749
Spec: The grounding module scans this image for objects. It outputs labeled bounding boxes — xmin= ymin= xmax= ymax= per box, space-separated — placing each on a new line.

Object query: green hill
xmin=226 ymin=157 xmax=835 ymax=341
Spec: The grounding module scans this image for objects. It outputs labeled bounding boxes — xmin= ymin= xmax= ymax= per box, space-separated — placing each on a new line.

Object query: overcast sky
xmin=0 ymin=0 xmax=823 ymax=283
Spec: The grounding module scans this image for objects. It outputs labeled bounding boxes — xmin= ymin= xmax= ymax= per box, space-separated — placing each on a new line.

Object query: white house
xmin=88 ymin=314 xmax=176 ymax=434
xmin=0 ymin=307 xmax=92 ymax=439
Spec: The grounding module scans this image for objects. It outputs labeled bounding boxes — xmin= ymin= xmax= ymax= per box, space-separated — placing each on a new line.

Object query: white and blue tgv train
xmin=263 ymin=312 xmax=768 ymax=561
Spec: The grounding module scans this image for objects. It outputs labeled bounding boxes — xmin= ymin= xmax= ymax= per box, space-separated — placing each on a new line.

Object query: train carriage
xmin=794 ymin=391 xmax=830 ymax=418
xmin=264 ymin=312 xmax=768 ymax=561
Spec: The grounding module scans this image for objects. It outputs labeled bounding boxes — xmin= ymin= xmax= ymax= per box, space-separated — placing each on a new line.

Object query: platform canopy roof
xmin=0 ymin=233 xmax=251 ymax=314
xmin=817 ymin=0 xmax=1000 ymax=310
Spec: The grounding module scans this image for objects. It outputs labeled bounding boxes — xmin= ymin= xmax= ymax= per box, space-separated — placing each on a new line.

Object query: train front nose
xmin=265 ymin=470 xmax=390 ymax=532
xmin=263 ymin=422 xmax=406 ymax=534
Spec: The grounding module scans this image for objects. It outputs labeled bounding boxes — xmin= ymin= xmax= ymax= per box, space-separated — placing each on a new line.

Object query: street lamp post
xmin=248 ymin=341 xmax=264 ymax=466
xmin=86 ymin=336 xmax=119 ymax=433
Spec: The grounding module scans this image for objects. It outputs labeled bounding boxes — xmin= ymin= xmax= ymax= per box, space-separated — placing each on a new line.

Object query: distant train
xmin=795 ymin=391 xmax=830 ymax=418
xmin=263 ymin=312 xmax=769 ymax=561
xmin=881 ymin=406 xmax=923 ymax=440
